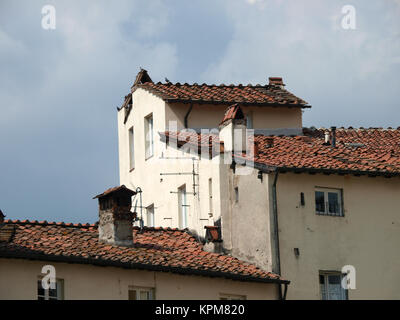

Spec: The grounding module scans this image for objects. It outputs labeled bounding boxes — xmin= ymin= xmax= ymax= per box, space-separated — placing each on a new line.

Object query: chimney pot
xmin=265 ymin=137 xmax=274 ymax=148
xmin=268 ymin=77 xmax=285 ymax=87
xmin=331 ymin=126 xmax=337 ymax=148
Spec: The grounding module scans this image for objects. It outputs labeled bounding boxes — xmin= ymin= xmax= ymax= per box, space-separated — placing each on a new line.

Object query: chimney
xmin=219 ymin=104 xmax=247 ymax=154
xmin=265 ymin=137 xmax=274 ymax=148
xmin=268 ymin=77 xmax=285 ymax=89
xmin=331 ymin=126 xmax=336 ymax=148
xmin=0 ymin=210 xmax=5 ymax=225
xmin=93 ymin=185 xmax=136 ymax=246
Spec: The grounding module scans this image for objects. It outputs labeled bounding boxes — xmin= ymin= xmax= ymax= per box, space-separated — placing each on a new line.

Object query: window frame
xmin=37 ymin=277 xmax=64 ymax=300
xmin=128 ymin=286 xmax=155 ymax=300
xmin=220 ymin=293 xmax=246 ymax=300
xmin=128 ymin=126 xmax=135 ymax=171
xmin=144 ymin=113 xmax=154 ymax=160
xmin=146 ymin=204 xmax=155 ymax=227
xmin=178 ymin=184 xmax=188 ymax=229
xmin=319 ymin=271 xmax=348 ymax=300
xmin=315 ymin=187 xmax=344 ymax=217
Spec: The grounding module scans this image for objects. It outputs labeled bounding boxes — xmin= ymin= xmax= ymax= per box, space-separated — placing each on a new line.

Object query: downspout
xmin=272 ymin=170 xmax=281 ymax=275
xmin=272 ymin=170 xmax=289 ymax=300
xmin=184 ymin=102 xmax=193 ymax=128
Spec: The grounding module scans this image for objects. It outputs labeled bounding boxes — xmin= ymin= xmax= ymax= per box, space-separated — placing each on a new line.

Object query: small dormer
xmin=219 ymin=104 xmax=247 ymax=153
xmin=93 ymin=185 xmax=136 ymax=246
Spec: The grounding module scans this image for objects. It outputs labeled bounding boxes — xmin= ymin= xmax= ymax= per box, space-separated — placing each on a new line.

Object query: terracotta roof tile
xmin=161 ymin=128 xmax=400 ymax=176
xmin=0 ymin=220 xmax=285 ymax=284
xmin=133 ymin=81 xmax=310 ymax=107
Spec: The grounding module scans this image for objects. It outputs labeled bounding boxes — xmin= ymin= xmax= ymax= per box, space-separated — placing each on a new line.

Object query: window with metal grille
xmin=37 ymin=278 xmax=64 ymax=300
xmin=315 ymin=187 xmax=343 ymax=216
xmin=319 ymin=272 xmax=348 ymax=300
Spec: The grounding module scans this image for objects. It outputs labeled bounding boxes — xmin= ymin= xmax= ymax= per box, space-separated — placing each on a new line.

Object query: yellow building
xmin=0 ymin=187 xmax=286 ymax=300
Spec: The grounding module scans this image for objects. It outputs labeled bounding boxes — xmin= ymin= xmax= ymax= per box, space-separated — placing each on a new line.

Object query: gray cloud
xmin=0 ymin=0 xmax=399 ymax=223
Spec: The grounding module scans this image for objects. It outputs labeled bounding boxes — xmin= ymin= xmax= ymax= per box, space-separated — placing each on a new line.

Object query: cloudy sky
xmin=1 ymin=0 xmax=399 ymax=223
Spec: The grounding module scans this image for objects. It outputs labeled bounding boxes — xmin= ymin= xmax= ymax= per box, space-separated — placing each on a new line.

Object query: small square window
xmin=128 ymin=287 xmax=155 ymax=300
xmin=37 ymin=278 xmax=64 ymax=300
xmin=315 ymin=188 xmax=343 ymax=216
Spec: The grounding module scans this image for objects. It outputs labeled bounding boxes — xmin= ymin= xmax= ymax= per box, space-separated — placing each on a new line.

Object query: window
xmin=146 ymin=204 xmax=154 ymax=227
xmin=178 ymin=184 xmax=188 ymax=229
xmin=129 ymin=127 xmax=135 ymax=170
xmin=246 ymin=111 xmax=253 ymax=129
xmin=128 ymin=287 xmax=155 ymax=300
xmin=319 ymin=272 xmax=348 ymax=300
xmin=234 ymin=187 xmax=239 ymax=203
xmin=220 ymin=293 xmax=246 ymax=300
xmin=208 ymin=178 xmax=213 ymax=217
xmin=315 ymin=187 xmax=343 ymax=216
xmin=144 ymin=114 xmax=154 ymax=159
xmin=37 ymin=278 xmax=64 ymax=300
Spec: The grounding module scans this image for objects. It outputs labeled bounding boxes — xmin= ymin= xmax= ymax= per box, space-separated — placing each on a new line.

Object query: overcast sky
xmin=1 ymin=0 xmax=399 ymax=223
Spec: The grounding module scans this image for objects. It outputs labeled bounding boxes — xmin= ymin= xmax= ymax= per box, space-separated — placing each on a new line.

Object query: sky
xmin=1 ymin=0 xmax=399 ymax=223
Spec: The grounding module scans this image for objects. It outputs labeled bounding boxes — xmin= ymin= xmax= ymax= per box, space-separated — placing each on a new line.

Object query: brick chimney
xmin=268 ymin=77 xmax=285 ymax=88
xmin=0 ymin=210 xmax=5 ymax=225
xmin=93 ymin=185 xmax=136 ymax=246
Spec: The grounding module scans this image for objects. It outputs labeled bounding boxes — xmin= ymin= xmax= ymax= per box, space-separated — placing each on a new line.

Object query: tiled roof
xmin=160 ymin=128 xmax=400 ymax=176
xmin=0 ymin=220 xmax=285 ymax=284
xmin=133 ymin=81 xmax=310 ymax=107
xmin=220 ymin=104 xmax=245 ymax=126
xmin=246 ymin=128 xmax=400 ymax=176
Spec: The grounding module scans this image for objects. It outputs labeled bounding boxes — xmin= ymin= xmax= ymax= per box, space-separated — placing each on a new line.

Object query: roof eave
xmin=0 ymin=251 xmax=288 ymax=285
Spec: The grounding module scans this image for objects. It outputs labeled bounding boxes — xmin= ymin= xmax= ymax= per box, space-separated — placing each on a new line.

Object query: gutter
xmin=271 ymin=170 xmax=281 ymax=276
xmin=0 ymin=252 xmax=289 ymax=285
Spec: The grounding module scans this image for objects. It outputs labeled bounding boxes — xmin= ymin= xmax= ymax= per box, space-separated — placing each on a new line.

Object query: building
xmin=0 ymin=186 xmax=287 ymax=300
xmin=117 ymin=69 xmax=400 ymax=299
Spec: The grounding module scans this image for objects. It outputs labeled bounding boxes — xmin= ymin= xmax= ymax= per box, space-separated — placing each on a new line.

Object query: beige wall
xmin=222 ymin=170 xmax=400 ymax=299
xmin=0 ymin=258 xmax=279 ymax=300
xmin=165 ymin=102 xmax=302 ymax=130
xmin=276 ymin=173 xmax=400 ymax=299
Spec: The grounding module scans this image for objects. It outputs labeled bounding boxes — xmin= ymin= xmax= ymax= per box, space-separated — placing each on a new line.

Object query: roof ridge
xmin=133 ymin=226 xmax=187 ymax=232
xmin=3 ymin=219 xmax=97 ymax=228
xmin=305 ymin=126 xmax=400 ymax=131
xmin=150 ymin=81 xmax=274 ymax=88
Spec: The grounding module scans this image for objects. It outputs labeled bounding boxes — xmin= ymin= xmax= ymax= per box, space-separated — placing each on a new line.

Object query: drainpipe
xmin=272 ymin=170 xmax=281 ymax=275
xmin=184 ymin=102 xmax=193 ymax=128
